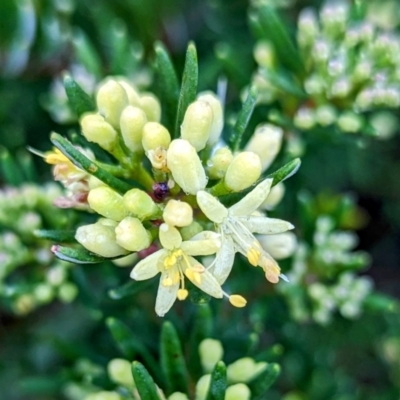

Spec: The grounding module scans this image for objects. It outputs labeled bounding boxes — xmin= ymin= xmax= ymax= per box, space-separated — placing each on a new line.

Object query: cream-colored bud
xmin=115 ymin=217 xmax=152 ymax=252
xmin=142 ymin=122 xmax=171 ymax=151
xmin=123 ymin=188 xmax=159 ymax=219
xmin=88 ymin=175 xmax=107 ymax=190
xmin=195 ymin=374 xmax=211 ymax=400
xmin=168 ymin=393 xmax=189 ymax=400
xmin=179 ymin=221 xmax=203 ymax=240
xmin=88 ymin=187 xmax=128 ymax=221
xmin=147 ymin=147 xmax=168 ymax=170
xmin=167 ymin=139 xmax=208 ymax=194
xmin=225 ymin=384 xmax=251 ymax=400
xmin=96 ymin=80 xmax=129 ymax=128
xmin=199 ymin=339 xmax=224 ymax=373
xmin=115 ymin=78 xmax=141 ymax=106
xmin=84 ymin=391 xmax=122 ymax=400
xmin=119 ymin=106 xmax=148 ymax=152
xmin=254 ymin=40 xmax=275 ymax=69
xmin=163 ymin=200 xmax=193 ymax=227
xmin=34 ymin=284 xmax=54 ymax=303
xmin=225 ymin=152 xmax=262 ymax=192
xmin=75 ymin=222 xmax=129 ymax=258
xmin=227 ymin=358 xmax=267 ymax=383
xmin=260 ymin=182 xmax=285 ymax=210
xmin=181 ymin=100 xmax=213 ymax=151
xmin=140 ymin=93 xmax=161 ymax=122
xmin=112 ymin=253 xmax=138 ymax=267
xmin=197 ymin=92 xmax=224 ymax=145
xmin=107 ymin=358 xmax=135 ymax=387
xmin=207 ymin=147 xmax=233 ymax=179
xmin=258 ymin=232 xmax=297 ymax=260
xmin=245 ymin=124 xmax=283 ymax=172
xmin=80 ymin=113 xmax=118 ymax=152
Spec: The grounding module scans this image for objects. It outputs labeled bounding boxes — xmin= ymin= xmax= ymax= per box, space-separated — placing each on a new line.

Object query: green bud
xmin=227 ymin=357 xmax=267 ymax=383
xmin=120 ymin=105 xmax=148 ymax=152
xmin=199 ymin=339 xmax=224 ymax=373
xmin=142 ymin=122 xmax=171 ymax=151
xmin=84 ymin=391 xmax=122 ymax=400
xmin=195 ymin=374 xmax=211 ymax=400
xmin=58 ymin=282 xmax=79 ymax=303
xmin=337 ymin=111 xmax=363 ymax=133
xmin=181 ymin=100 xmax=213 ymax=151
xmin=123 ymin=188 xmax=159 ymax=220
xmin=107 ymin=358 xmax=135 ymax=387
xmin=254 ymin=40 xmax=275 ymax=69
xmin=96 ymin=79 xmax=129 ymax=128
xmin=14 ymin=294 xmax=36 ymax=315
xmin=293 ymin=107 xmax=315 ymax=130
xmin=80 ymin=113 xmax=118 ymax=152
xmin=34 ymin=284 xmax=54 ymax=303
xmin=197 ymin=92 xmax=224 ymax=146
xmin=168 ymin=393 xmax=189 ymax=400
xmin=225 ymin=152 xmax=262 ymax=192
xmin=88 ymin=186 xmax=128 ymax=221
xmin=179 ymin=221 xmax=203 ymax=240
xmin=75 ymin=221 xmax=129 ymax=258
xmin=225 ymin=383 xmax=251 ymax=400
xmin=112 ymin=253 xmax=138 ymax=267
xmin=207 ymin=147 xmax=233 ymax=179
xmin=115 ymin=217 xmax=152 ymax=252
xmin=140 ymin=93 xmax=161 ymax=122
xmin=116 ymin=78 xmax=141 ymax=106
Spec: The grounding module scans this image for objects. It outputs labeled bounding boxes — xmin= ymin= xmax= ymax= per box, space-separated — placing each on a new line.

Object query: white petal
xmin=190 ymin=230 xmax=220 ymax=241
xmin=238 ymin=216 xmax=294 ymax=234
xmin=229 ymin=178 xmax=273 ymax=217
xmin=159 ymin=223 xmax=182 ymax=249
xmin=130 ymin=249 xmax=166 ymax=280
xmin=212 ymin=237 xmax=235 ymax=284
xmin=196 ymin=191 xmax=228 ymax=223
xmin=181 ymin=238 xmax=220 ymax=256
xmin=186 ymin=256 xmax=223 ymax=298
xmin=155 ymin=275 xmax=179 ymax=317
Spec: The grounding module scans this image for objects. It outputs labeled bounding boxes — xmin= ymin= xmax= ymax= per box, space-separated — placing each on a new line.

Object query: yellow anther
xmin=265 ymin=266 xmax=280 ymax=284
xmin=193 ymin=271 xmax=202 ymax=285
xmin=172 ymin=271 xmax=180 ymax=284
xmin=247 ymin=246 xmax=261 ymax=266
xmin=162 ymin=276 xmax=173 ymax=286
xmin=229 ymin=294 xmax=247 ymax=308
xmin=164 ymin=254 xmax=176 ymax=268
xmin=191 ymin=264 xmax=205 ymax=273
xmin=185 ymin=269 xmax=195 ymax=281
xmin=177 ymin=289 xmax=189 ymax=300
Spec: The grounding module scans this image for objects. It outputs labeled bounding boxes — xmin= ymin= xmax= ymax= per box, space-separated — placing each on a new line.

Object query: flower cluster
xmin=253 ymin=0 xmax=400 ymax=138
xmin=48 ymin=77 xmax=296 ymax=316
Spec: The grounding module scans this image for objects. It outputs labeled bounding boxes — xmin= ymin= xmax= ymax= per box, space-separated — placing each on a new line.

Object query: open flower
xmin=130 ymin=223 xmax=223 ymax=316
xmin=196 ymin=178 xmax=294 ymax=284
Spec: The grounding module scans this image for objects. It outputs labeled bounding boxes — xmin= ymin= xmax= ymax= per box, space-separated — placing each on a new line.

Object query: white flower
xmin=130 ymin=223 xmax=223 ymax=316
xmin=196 ymin=178 xmax=294 ymax=285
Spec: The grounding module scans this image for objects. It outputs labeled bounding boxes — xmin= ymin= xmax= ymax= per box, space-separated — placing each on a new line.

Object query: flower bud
xmin=34 ymin=284 xmax=54 ymax=303
xmin=227 ymin=357 xmax=267 ymax=383
xmin=245 ymin=124 xmax=283 ymax=172
xmin=197 ymin=92 xmax=224 ymax=145
xmin=163 ymin=199 xmax=193 ymax=227
xmin=58 ymin=282 xmax=79 ymax=303
xmin=107 ymin=358 xmax=135 ymax=387
xmin=254 ymin=40 xmax=275 ymax=69
xmin=294 ymin=107 xmax=315 ymax=130
xmin=225 ymin=384 xmax=251 ymax=400
xmin=115 ymin=78 xmax=141 ymax=106
xmin=88 ymin=187 xmax=128 ymax=221
xmin=168 ymin=393 xmax=189 ymax=400
xmin=115 ymin=217 xmax=152 ymax=252
xmin=167 ymin=139 xmax=207 ymax=194
xmin=181 ymin=100 xmax=213 ymax=151
xmin=179 ymin=221 xmax=203 ymax=240
xmin=258 ymin=232 xmax=297 ymax=259
xmin=80 ymin=113 xmax=118 ymax=152
xmin=123 ymin=188 xmax=159 ymax=219
xmin=315 ymin=105 xmax=337 ymax=126
xmin=207 ymin=147 xmax=233 ymax=179
xmin=96 ymin=79 xmax=129 ymax=128
xmin=76 ymin=221 xmax=129 ymax=257
xmin=84 ymin=391 xmax=122 ymax=400
xmin=195 ymin=375 xmax=211 ymax=400
xmin=112 ymin=253 xmax=138 ymax=268
xmin=260 ymin=182 xmax=285 ymax=210
xmin=224 ymin=152 xmax=262 ymax=192
xmin=199 ymin=339 xmax=224 ymax=373
xmin=337 ymin=111 xmax=363 ymax=133
xmin=140 ymin=93 xmax=161 ymax=122
xmin=120 ymin=105 xmax=148 ymax=152
xmin=142 ymin=122 xmax=171 ymax=151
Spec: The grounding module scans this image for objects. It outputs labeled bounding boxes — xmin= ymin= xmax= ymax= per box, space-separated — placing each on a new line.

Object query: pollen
xmin=229 ymin=294 xmax=247 ymax=308
xmin=247 ymin=245 xmax=261 ymax=266
xmin=177 ymin=288 xmax=189 ymax=300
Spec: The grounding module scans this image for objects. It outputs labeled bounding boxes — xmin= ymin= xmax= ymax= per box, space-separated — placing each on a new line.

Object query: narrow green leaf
xmin=257 ymin=5 xmax=304 ymax=75
xmin=51 ymin=245 xmax=110 ymax=264
xmin=131 ymin=362 xmax=160 ymax=400
xmin=230 ymin=86 xmax=258 ymax=151
xmin=154 ymin=41 xmax=180 ymax=132
xmin=17 ymin=149 xmax=37 ymax=181
xmin=63 ymin=74 xmax=95 ymax=117
xmin=50 ymin=132 xmax=131 ymax=194
xmin=35 ymin=229 xmax=77 ymax=243
xmin=259 ymin=68 xmax=306 ymax=98
xmin=160 ymin=321 xmax=189 ymax=395
xmin=249 ymin=363 xmax=280 ymax=399
xmin=206 ymin=361 xmax=227 ymax=400
xmin=174 ymin=42 xmax=198 ymax=138
xmin=0 ymin=146 xmax=24 ymax=185
xmin=108 ymin=279 xmax=153 ymax=300
xmin=364 ymin=293 xmax=400 ymax=313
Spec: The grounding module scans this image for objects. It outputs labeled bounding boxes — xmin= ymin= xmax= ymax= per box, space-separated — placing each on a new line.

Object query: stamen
xmin=177 ymin=288 xmax=188 ymax=300
xmin=229 ymin=294 xmax=247 ymax=308
xmin=247 ymin=245 xmax=261 ymax=266
xmin=162 ymin=276 xmax=173 ymax=286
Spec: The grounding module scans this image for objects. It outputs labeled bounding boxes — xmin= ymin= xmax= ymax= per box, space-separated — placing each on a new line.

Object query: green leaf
xmin=206 ymin=361 xmax=227 ymax=400
xmin=257 ymin=5 xmax=304 ymax=75
xmin=108 ymin=280 xmax=153 ymax=300
xmin=154 ymin=41 xmax=180 ymax=132
xmin=50 ymin=132 xmax=131 ymax=194
xmin=229 ymin=86 xmax=258 ymax=151
xmin=364 ymin=293 xmax=400 ymax=314
xmin=51 ymin=245 xmax=111 ymax=264
xmin=131 ymin=362 xmax=160 ymax=400
xmin=0 ymin=146 xmax=24 ymax=185
xmin=248 ymin=362 xmax=280 ymax=399
xmin=35 ymin=230 xmax=77 ymax=243
xmin=259 ymin=68 xmax=306 ymax=98
xmin=160 ymin=321 xmax=189 ymax=395
xmin=175 ymin=42 xmax=198 ymax=138
xmin=63 ymin=74 xmax=95 ymax=117
xmin=189 ymin=285 xmax=211 ymax=305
